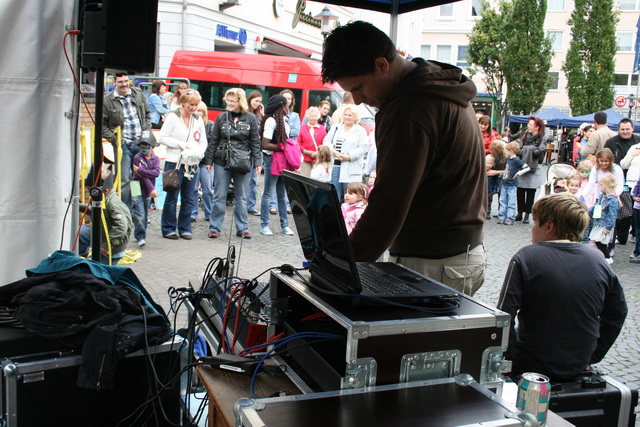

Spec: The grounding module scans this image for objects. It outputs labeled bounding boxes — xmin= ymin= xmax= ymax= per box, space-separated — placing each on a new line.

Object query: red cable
xmin=230 ymin=286 xmax=246 ymax=353
xmin=63 ymin=30 xmax=105 ymax=250
xmin=238 ymin=332 xmax=285 ymax=356
xmin=301 ymin=312 xmax=328 ymax=321
xmin=221 ymin=282 xmax=243 ymax=353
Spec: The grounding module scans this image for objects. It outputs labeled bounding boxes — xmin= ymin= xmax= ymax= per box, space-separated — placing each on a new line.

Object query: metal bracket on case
xmin=341 ymin=357 xmax=377 ymax=389
xmin=399 ymin=350 xmax=461 ymax=383
xmin=480 ymin=346 xmax=511 ymax=388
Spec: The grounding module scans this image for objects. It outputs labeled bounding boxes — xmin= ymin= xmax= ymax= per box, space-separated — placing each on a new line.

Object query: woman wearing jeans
xmin=205 ymin=88 xmax=261 ymax=239
xmin=158 ymin=90 xmax=207 ymax=240
xmin=259 ymin=95 xmax=293 ymax=236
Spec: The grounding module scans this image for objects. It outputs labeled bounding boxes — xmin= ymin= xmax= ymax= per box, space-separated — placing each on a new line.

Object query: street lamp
xmin=626 ymin=93 xmax=636 ymax=119
xmin=314 ymin=6 xmax=339 ymax=40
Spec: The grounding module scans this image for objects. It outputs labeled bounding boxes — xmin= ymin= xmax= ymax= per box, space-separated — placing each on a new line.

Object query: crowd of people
xmin=482 ymin=111 xmax=640 ymax=265
xmin=85 ymin=21 xmax=634 ymax=386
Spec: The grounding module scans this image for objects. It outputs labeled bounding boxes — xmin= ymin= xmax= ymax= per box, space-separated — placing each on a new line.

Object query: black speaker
xmin=81 ymin=0 xmax=159 ymax=73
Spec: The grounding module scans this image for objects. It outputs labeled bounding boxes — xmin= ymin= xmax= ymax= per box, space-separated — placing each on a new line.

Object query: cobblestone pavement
xmin=126 ymin=187 xmax=640 ymax=417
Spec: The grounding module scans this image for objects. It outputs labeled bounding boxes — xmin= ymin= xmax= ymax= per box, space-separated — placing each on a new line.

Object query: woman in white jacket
xmin=158 ymin=90 xmax=207 ymax=240
xmin=323 ymin=106 xmax=369 ymax=202
xmin=621 ymin=142 xmax=640 ymax=189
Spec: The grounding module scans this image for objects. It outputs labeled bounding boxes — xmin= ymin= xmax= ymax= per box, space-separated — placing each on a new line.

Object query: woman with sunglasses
xmin=205 ymin=88 xmax=261 ymax=239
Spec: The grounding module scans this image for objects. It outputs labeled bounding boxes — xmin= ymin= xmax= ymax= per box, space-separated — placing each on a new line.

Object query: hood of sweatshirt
xmin=386 ymin=58 xmax=477 ymax=109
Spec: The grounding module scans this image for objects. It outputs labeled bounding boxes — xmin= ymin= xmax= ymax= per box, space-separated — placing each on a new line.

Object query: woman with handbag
xmin=158 ymin=90 xmax=207 ymax=240
xmin=323 ymin=105 xmax=369 ymax=203
xmin=297 ymin=106 xmax=327 ymax=177
xmin=205 ymin=88 xmax=261 ymax=239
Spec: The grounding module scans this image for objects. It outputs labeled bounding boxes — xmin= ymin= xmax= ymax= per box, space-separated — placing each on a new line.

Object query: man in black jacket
xmin=605 ymin=118 xmax=639 ymax=164
xmin=605 ymin=118 xmax=639 ymax=245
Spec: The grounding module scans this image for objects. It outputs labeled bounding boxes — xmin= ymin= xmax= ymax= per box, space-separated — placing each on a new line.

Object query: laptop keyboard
xmin=357 ymin=265 xmax=419 ymax=295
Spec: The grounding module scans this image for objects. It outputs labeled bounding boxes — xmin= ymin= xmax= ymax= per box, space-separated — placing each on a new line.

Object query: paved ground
xmin=125 ymin=180 xmax=640 ymax=417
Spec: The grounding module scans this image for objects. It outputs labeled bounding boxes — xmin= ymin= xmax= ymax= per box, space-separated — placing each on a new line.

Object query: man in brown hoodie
xmin=321 ymin=21 xmax=487 ymax=295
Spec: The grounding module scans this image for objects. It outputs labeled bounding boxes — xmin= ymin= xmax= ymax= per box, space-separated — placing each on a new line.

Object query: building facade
xmin=418 ymin=0 xmax=639 ymax=120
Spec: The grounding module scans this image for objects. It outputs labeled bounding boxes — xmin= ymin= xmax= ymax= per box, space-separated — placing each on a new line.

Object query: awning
xmin=259 ymin=38 xmax=318 ymax=59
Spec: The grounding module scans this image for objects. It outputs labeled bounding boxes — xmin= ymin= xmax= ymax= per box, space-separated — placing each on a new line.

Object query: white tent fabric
xmin=0 ymin=1 xmax=77 ymax=284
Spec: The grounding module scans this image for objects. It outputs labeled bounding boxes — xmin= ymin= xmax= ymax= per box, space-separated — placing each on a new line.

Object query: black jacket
xmin=0 ymin=262 xmax=171 ymax=390
xmin=604 ymin=134 xmax=640 ymax=165
xmin=205 ymin=111 xmax=261 ymax=168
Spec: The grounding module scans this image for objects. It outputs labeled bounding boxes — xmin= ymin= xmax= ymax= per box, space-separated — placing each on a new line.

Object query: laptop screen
xmin=282 ymin=170 xmax=362 ymax=293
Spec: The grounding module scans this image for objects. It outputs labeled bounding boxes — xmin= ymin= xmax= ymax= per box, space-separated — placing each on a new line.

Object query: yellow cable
xmin=115 ymin=127 xmax=122 ymax=198
xmin=100 ymin=202 xmax=112 ymax=266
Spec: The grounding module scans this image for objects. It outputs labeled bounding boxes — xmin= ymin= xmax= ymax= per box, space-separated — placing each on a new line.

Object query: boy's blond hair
xmin=532 ymin=193 xmax=589 ymax=242
xmin=505 ymin=141 xmax=520 ymax=154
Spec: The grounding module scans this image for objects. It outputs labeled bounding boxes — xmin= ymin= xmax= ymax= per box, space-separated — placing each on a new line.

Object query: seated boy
xmin=497 ymin=192 xmax=627 ymax=381
xmin=79 ymin=164 xmax=133 ymax=265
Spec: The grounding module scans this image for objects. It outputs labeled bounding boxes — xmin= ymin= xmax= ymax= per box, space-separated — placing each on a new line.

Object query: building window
xmin=421 ymin=45 xmax=431 ymax=59
xmin=471 ymin=0 xmax=482 ymax=16
xmin=616 ymin=32 xmax=634 ymax=51
xmin=457 ymin=45 xmax=469 ymax=66
xmin=440 ymin=4 xmax=453 ymax=16
xmin=548 ymin=0 xmax=565 ymax=10
xmin=436 ymin=45 xmax=452 ymax=63
xmin=618 ymin=0 xmax=639 ymax=10
xmin=614 ymin=73 xmax=629 ymax=86
xmin=546 ymin=31 xmax=564 ymax=51
xmin=547 ymin=72 xmax=560 ymax=90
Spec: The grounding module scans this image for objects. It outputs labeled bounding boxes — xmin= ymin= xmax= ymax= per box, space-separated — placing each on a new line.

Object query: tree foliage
xmin=502 ymin=0 xmax=553 ymax=115
xmin=466 ymin=0 xmax=512 ymax=129
xmin=467 ymin=0 xmax=553 ymax=120
xmin=562 ymin=0 xmax=618 ymax=115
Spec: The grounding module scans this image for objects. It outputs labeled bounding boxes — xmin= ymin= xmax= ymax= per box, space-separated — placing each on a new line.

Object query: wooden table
xmin=196 ymin=364 xmax=301 ymax=427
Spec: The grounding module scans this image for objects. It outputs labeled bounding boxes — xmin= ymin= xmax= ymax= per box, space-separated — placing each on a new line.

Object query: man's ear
xmin=374 ymin=57 xmax=390 ymax=74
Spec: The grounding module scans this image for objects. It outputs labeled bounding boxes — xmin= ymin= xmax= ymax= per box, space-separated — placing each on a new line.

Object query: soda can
xmin=516 ymin=372 xmax=550 ymax=426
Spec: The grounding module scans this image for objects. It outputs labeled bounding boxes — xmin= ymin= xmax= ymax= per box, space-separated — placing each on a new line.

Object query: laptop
xmin=281 ymin=170 xmax=460 ymax=308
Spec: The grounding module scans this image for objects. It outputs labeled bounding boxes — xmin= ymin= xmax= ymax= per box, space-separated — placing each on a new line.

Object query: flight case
xmin=0 ymin=326 xmax=188 ymax=427
xmin=235 ymin=374 xmax=538 ymax=427
xmin=268 ymin=270 xmax=511 ymax=392
xmin=549 ymin=371 xmax=638 ymax=427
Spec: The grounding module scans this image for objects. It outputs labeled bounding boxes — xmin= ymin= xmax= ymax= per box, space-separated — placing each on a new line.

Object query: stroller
xmin=544 ymin=163 xmax=576 ymax=195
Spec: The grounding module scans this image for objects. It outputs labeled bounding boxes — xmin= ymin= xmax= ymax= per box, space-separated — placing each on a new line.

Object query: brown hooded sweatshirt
xmin=350 ymin=58 xmax=487 ymax=261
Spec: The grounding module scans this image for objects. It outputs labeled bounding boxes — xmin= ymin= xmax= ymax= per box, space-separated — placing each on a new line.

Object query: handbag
xmin=162 ymin=157 xmax=181 ymax=192
xmin=617 ymin=189 xmax=633 ymax=219
xmin=225 ymin=145 xmax=251 ymax=174
xmin=224 ymin=112 xmax=251 ymax=174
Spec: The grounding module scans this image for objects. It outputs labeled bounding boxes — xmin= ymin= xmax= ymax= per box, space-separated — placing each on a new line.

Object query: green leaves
xmin=467 ymin=0 xmax=552 ymax=125
xmin=562 ymin=0 xmax=618 ymax=115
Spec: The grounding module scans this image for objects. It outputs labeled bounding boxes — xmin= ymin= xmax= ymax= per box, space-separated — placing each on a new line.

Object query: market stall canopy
xmin=562 ymin=108 xmax=640 ymax=132
xmin=321 ymin=0 xmax=458 ymax=42
xmin=321 ymin=0 xmax=455 ymax=13
xmin=508 ymin=108 xmax=573 ymax=127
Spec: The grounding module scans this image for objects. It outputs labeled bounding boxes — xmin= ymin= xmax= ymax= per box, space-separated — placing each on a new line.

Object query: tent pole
xmin=389 ymin=0 xmax=399 ymax=44
xmin=90 ymin=69 xmax=105 ymax=262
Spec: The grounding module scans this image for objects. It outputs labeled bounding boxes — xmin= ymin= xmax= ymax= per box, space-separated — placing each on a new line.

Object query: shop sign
xmin=216 ymin=24 xmax=247 ymax=45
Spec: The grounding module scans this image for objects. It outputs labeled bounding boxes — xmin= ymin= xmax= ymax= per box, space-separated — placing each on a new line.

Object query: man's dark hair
xmin=594 ymin=111 xmax=607 ymax=125
xmin=321 ymin=21 xmax=397 ymax=84
xmin=618 ymin=118 xmax=633 ymax=128
xmin=114 ymin=72 xmax=128 ymax=78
